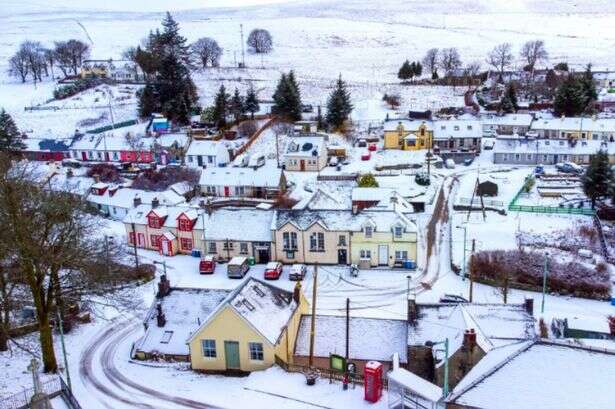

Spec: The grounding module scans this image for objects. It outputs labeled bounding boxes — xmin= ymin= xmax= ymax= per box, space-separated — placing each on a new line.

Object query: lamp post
xmin=457 ymin=224 xmax=468 ymax=281
xmin=153 ymin=260 xmax=167 ymax=279
xmin=541 ymin=252 xmax=549 ymax=314
xmin=428 ymin=338 xmax=450 ymax=398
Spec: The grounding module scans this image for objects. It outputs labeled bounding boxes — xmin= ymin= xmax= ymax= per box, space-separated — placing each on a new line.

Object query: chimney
xmin=93 ymin=174 xmax=101 ymax=183
xmin=152 ymin=197 xmax=160 ymax=208
xmin=133 ymin=195 xmax=142 ymax=207
xmin=156 ymin=303 xmax=166 ymax=327
xmin=408 ymin=299 xmax=418 ymax=326
xmin=157 ymin=274 xmax=170 ymax=298
xmin=524 ymin=298 xmax=534 ymax=317
xmin=293 ymin=281 xmax=302 ymax=304
xmin=463 ymin=329 xmax=477 ymax=352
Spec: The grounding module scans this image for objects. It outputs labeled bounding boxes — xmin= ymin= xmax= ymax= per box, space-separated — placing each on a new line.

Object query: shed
xmin=477 ymin=180 xmax=498 ymax=197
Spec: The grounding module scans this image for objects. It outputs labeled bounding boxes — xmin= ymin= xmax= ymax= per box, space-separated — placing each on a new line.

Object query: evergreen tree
xmin=500 ymin=83 xmax=519 ymax=113
xmin=158 ymin=12 xmax=191 ymax=66
xmin=0 ymin=109 xmax=24 ymax=152
xmin=553 ymin=75 xmax=586 ymax=117
xmin=155 ymin=51 xmax=198 ymax=124
xmin=230 ymin=88 xmax=244 ymax=123
xmin=580 ymin=64 xmax=597 ymax=113
xmin=398 ymin=60 xmax=412 ymax=82
xmin=212 ymin=85 xmax=229 ymax=128
xmin=244 ymin=86 xmax=260 ymax=120
xmin=326 ymin=74 xmax=353 ymax=129
xmin=138 ymin=84 xmax=158 ymax=119
xmin=414 ymin=61 xmax=423 ymax=77
xmin=272 ymin=71 xmax=302 ymax=121
xmin=582 ymin=150 xmax=613 ymax=208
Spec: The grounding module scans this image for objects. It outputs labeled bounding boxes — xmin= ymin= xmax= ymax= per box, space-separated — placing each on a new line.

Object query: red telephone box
xmin=364 ymin=361 xmax=383 ymax=403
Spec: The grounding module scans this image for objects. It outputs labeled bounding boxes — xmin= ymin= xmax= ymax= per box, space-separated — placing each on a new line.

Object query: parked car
xmin=368 ymin=143 xmax=377 ymax=152
xmin=328 ymin=156 xmax=339 ymax=167
xmin=556 ymin=162 xmax=583 ymax=174
xmin=482 ymin=129 xmax=497 ymax=137
xmin=463 ymin=157 xmax=474 ymax=166
xmin=439 ymin=294 xmax=469 ymax=304
xmin=264 ymin=261 xmax=283 ymax=280
xmin=534 ymin=165 xmax=545 ymax=176
xmin=445 ymin=158 xmax=456 ymax=169
xmin=357 ymin=139 xmax=367 ymax=148
xmin=62 ymin=158 xmax=81 ymax=168
xmin=361 ymin=152 xmax=371 ymax=161
xmin=248 ymin=154 xmax=266 ymax=168
xmin=199 ymin=255 xmax=216 ymax=274
xmin=227 ymin=256 xmax=249 ymax=278
xmin=289 ymin=264 xmax=307 ymax=281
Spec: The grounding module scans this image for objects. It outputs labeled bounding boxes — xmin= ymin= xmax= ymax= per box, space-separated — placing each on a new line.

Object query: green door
xmin=224 ymin=341 xmax=240 ymax=370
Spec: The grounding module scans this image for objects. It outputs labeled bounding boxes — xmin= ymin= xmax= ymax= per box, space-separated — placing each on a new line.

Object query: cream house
xmin=187 ymin=278 xmax=309 ymax=373
xmin=283 ymin=135 xmax=327 ymax=171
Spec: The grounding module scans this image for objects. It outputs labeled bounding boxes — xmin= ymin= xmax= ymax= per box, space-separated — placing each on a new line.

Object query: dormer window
xmin=394 ymin=226 xmax=403 ymax=238
xmin=148 ymin=215 xmax=161 ymax=229
xmin=178 ymin=217 xmax=193 ymax=231
xmin=365 ymin=226 xmax=373 ymax=238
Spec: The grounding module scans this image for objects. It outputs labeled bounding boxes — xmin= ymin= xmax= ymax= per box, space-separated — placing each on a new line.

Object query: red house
xmin=120 ymin=150 xmax=153 ymax=163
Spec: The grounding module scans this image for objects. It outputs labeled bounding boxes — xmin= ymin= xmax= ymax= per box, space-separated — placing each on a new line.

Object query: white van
xmin=445 ymin=159 xmax=456 ymax=169
xmin=227 ymin=256 xmax=249 ymax=278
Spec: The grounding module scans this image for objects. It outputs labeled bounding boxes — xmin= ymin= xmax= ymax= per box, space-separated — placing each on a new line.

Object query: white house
xmin=185 ymin=140 xmax=231 ymax=168
xmin=199 ymin=160 xmax=286 ymax=199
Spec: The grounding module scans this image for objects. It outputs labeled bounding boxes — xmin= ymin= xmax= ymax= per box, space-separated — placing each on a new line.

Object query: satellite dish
xmin=301 ymin=142 xmax=313 ymax=151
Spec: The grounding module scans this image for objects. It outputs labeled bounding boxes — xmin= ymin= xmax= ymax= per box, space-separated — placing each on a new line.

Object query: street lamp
xmin=541 ymin=252 xmax=549 ymax=314
xmin=456 ymin=224 xmax=468 ymax=281
xmin=426 ymin=338 xmax=449 ymax=398
xmin=153 ymin=260 xmax=168 ymax=279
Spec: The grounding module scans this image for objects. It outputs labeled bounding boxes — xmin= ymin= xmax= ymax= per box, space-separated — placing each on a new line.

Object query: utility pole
xmin=461 ymin=224 xmax=468 ymax=281
xmin=104 ymin=235 xmax=110 ymax=277
xmin=240 ymin=24 xmax=245 ymax=68
xmin=541 ymin=252 xmax=549 ymax=314
xmin=443 ymin=338 xmax=449 ymax=397
xmin=343 ymin=297 xmax=349 ymax=391
xmin=469 ymin=239 xmax=476 ymax=302
xmin=308 ymin=264 xmax=318 ymax=368
xmin=131 ymin=222 xmax=139 ymax=270
xmin=55 ymin=308 xmax=72 ymax=392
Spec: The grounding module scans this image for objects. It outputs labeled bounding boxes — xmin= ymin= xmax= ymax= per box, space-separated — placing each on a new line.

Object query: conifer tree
xmin=398 ymin=60 xmax=412 ymax=82
xmin=0 ymin=109 xmax=24 ymax=152
xmin=244 ymin=85 xmax=260 ymax=120
xmin=230 ymin=88 xmax=244 ymax=123
xmin=326 ymin=74 xmax=353 ymax=130
xmin=554 ymin=75 xmax=586 ymax=117
xmin=500 ymin=83 xmax=519 ymax=113
xmin=582 ymin=150 xmax=613 ymax=208
xmin=414 ymin=61 xmax=423 ymax=77
xmin=272 ymin=71 xmax=302 ymax=121
xmin=212 ymin=85 xmax=229 ymax=128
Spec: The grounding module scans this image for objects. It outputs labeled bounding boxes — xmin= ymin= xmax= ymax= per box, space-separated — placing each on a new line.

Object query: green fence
xmin=508 ymin=177 xmax=595 ymax=216
xmin=86 ymin=119 xmax=139 ymax=134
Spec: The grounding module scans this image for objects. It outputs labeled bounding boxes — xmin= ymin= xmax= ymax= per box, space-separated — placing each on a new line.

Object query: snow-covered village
xmin=1 ymin=1 xmax=615 ymax=408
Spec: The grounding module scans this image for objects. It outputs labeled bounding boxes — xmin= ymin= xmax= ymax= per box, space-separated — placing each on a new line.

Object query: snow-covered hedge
xmin=470 ymin=249 xmax=610 ymax=300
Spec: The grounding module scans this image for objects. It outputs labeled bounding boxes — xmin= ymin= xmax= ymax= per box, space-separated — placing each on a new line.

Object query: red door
xmin=224 ymin=186 xmax=230 ymax=197
xmin=137 ymin=233 xmax=145 ymax=247
xmin=300 ymin=160 xmax=305 ymax=171
xmin=81 ymin=152 xmax=87 ymax=161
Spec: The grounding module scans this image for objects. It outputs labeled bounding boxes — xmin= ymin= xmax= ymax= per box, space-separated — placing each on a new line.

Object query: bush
xmin=382 ymin=93 xmax=400 ymax=109
xmin=131 ymin=166 xmax=200 ymax=191
xmin=238 ymin=120 xmax=258 ymax=138
xmin=53 ymin=78 xmax=109 ymax=100
xmin=358 ymin=173 xmax=378 ymax=187
xmin=415 ymin=172 xmax=431 ymax=186
xmin=522 ymin=176 xmax=535 ymax=193
xmin=470 ymin=249 xmax=610 ymax=299
xmin=86 ymin=163 xmax=121 ymax=183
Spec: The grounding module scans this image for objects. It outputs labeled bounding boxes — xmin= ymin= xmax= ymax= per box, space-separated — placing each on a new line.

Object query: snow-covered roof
xmin=433 ymin=119 xmax=482 ymax=140
xmin=408 ymin=303 xmax=535 ymax=358
xmin=295 ymin=315 xmax=408 ymax=363
xmin=22 ymin=137 xmax=73 ymax=152
xmin=447 ymin=341 xmax=615 ymax=409
xmin=168 ymin=181 xmax=193 ymax=196
xmin=89 ymin=188 xmax=185 ymax=209
xmin=70 ymin=132 xmax=155 ymax=152
xmin=199 ymin=160 xmax=283 ymax=188
xmin=383 ymin=119 xmax=432 ymax=132
xmin=351 ymin=188 xmax=414 ymax=212
xmin=480 ymin=113 xmax=534 ymax=127
xmin=292 ymin=182 xmax=354 ymax=211
xmin=284 ymin=136 xmax=326 ymax=157
xmin=189 ymin=278 xmax=300 ymax=346
xmin=154 ymin=132 xmax=189 ymax=148
xmin=275 ymin=209 xmax=417 ymax=233
xmin=493 ymin=138 xmax=615 ymax=155
xmin=186 ymin=140 xmax=228 ymax=157
xmin=388 ymin=367 xmax=442 ymax=402
xmin=136 ymin=288 xmax=230 ymax=356
xmin=198 ymin=208 xmax=274 ymax=242
xmin=531 ymin=116 xmax=583 ymax=131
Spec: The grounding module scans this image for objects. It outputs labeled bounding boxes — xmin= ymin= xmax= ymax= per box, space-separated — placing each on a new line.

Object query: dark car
xmin=439 ymin=294 xmax=469 ymax=304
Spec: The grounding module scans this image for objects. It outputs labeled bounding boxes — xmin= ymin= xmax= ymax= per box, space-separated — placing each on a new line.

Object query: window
xmin=454 ymin=125 xmax=460 ymax=131
xmin=467 ymin=125 xmax=472 ymax=130
xmin=240 ymin=242 xmax=248 ymax=254
xmin=395 ymin=250 xmax=408 ymax=260
xmin=364 ymin=226 xmax=373 ymax=238
xmin=188 ymin=156 xmax=193 ymax=163
xmin=112 ymin=152 xmax=118 ymax=160
xmin=249 ymin=342 xmax=264 ymax=361
xmin=150 ymin=234 xmax=161 ymax=249
xmin=394 ymin=226 xmax=403 ymax=238
xmin=148 ymin=216 xmax=160 ymax=229
xmin=235 ymin=186 xmax=245 ymax=196
xmin=161 ymin=331 xmax=173 ymax=344
xmin=201 ymin=339 xmax=216 ymax=358
xmin=128 ymin=232 xmax=135 ymax=245
xmin=207 ymin=156 xmax=214 ymax=164
xmin=360 ymin=249 xmax=371 ymax=259
xmin=178 ymin=218 xmax=193 ymax=231
xmin=206 ymin=186 xmax=216 ymax=194
xmin=208 ymin=242 xmax=217 ymax=254
xmin=283 ymin=232 xmax=297 ymax=250
xmin=223 ymin=241 xmax=234 ymax=250
xmin=338 ymin=235 xmax=346 ymax=246
xmin=180 ymin=238 xmax=193 ymax=251
xmin=310 ymin=232 xmax=325 ymax=252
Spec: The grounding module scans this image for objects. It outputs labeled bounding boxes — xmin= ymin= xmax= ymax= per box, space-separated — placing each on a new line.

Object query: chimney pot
xmin=133 ymin=195 xmax=142 ymax=207
xmin=152 ymin=197 xmax=160 ymax=208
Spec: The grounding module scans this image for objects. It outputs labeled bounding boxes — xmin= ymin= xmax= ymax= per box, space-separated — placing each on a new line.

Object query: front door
xmin=81 ymin=152 xmax=87 ymax=161
xmin=378 ymin=245 xmax=389 ymax=266
xmin=337 ymin=249 xmax=347 ymax=265
xmin=137 ymin=233 xmax=145 ymax=247
xmin=224 ymin=186 xmax=230 ymax=197
xmin=300 ymin=159 xmax=305 ymax=171
xmin=224 ymin=341 xmax=240 ymax=370
xmin=197 ymin=155 xmax=203 ymax=167
xmin=257 ymin=249 xmax=270 ymax=264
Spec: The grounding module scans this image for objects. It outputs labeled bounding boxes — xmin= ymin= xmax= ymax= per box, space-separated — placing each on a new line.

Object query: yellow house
xmin=187 ymin=278 xmax=309 ymax=373
xmin=350 ymin=211 xmax=418 ymax=267
xmin=383 ymin=120 xmax=433 ymax=151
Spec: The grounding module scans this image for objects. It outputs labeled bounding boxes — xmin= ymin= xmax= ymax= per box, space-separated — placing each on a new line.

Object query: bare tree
xmin=124 ymin=132 xmax=145 ymax=153
xmin=463 ymin=61 xmax=481 ymax=89
xmin=44 ymin=48 xmax=56 ymax=79
xmin=422 ymin=48 xmax=440 ymax=79
xmin=191 ymin=37 xmax=223 ymax=68
xmin=486 ymin=43 xmax=513 ymax=82
xmin=54 ymin=39 xmax=90 ymax=76
xmin=8 ymin=51 xmax=29 ymax=83
xmin=20 ymin=41 xmax=47 ymax=84
xmin=247 ymin=29 xmax=273 ymax=54
xmin=520 ymin=40 xmax=548 ymax=73
xmin=439 ymin=47 xmax=462 ymax=77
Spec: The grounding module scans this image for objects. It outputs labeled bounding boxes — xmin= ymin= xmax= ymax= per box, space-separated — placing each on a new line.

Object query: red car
xmin=368 ymin=143 xmax=377 ymax=151
xmin=361 ymin=152 xmax=371 ymax=161
xmin=264 ymin=262 xmax=283 ymax=280
xmin=199 ymin=256 xmax=216 ymax=274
